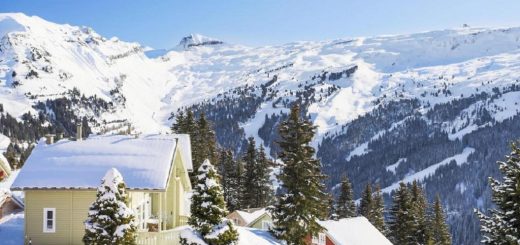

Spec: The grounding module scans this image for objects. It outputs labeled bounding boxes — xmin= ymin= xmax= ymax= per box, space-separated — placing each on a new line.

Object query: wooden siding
xmin=249 ymin=214 xmax=273 ymax=230
xmin=25 ymin=190 xmax=96 ymax=245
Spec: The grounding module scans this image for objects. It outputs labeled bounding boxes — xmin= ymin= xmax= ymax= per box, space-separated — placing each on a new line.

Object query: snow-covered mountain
xmin=2 ymin=13 xmax=520 ymax=244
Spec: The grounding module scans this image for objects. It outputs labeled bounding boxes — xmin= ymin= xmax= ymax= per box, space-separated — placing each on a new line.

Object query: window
xmin=312 ymin=235 xmax=318 ymax=244
xmin=312 ymin=233 xmax=326 ymax=245
xmin=43 ymin=208 xmax=56 ymax=233
xmin=319 ymin=233 xmax=326 ymax=245
xmin=261 ymin=221 xmax=272 ymax=230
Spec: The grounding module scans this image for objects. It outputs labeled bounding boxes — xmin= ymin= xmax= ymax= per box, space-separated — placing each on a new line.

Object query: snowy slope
xmin=2 ymin=13 xmax=520 ymax=141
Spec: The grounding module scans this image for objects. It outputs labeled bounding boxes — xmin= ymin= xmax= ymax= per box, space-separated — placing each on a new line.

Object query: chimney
xmin=45 ymin=134 xmax=55 ymax=145
xmin=127 ymin=123 xmax=132 ymax=135
xmin=76 ymin=124 xmax=82 ymax=141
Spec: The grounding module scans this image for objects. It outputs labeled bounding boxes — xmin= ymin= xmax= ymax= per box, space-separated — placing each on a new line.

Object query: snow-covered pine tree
xmin=410 ymin=180 xmax=431 ymax=244
xmin=476 ymin=142 xmax=520 ymax=244
xmin=388 ymin=182 xmax=415 ymax=245
xmin=371 ymin=184 xmax=387 ymax=235
xmin=242 ymin=137 xmax=258 ymax=208
xmin=83 ymin=168 xmax=137 ymax=245
xmin=336 ymin=175 xmax=356 ymax=219
xmin=181 ymin=159 xmax=238 ymax=245
xmin=430 ymin=195 xmax=452 ymax=245
xmin=270 ymin=105 xmax=328 ymax=245
xmin=358 ymin=183 xmax=373 ymax=220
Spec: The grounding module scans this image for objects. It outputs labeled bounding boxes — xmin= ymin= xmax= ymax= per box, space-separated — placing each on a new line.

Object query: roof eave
xmin=10 ymin=186 xmax=167 ymax=192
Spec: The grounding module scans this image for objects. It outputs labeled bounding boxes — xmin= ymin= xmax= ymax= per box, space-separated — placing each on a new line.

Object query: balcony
xmin=136 ymin=229 xmax=181 ymax=245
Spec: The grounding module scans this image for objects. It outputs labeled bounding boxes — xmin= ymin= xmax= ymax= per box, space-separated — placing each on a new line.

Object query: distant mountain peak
xmin=177 ymin=33 xmax=223 ymax=49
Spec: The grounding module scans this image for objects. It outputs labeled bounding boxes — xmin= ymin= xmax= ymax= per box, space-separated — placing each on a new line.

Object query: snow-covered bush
xmin=180 ymin=159 xmax=238 ymax=245
xmin=83 ymin=168 xmax=137 ymax=245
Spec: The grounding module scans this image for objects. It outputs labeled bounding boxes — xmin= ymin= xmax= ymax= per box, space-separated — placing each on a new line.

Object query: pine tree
xmin=358 ymin=184 xmax=373 ymax=220
xmin=270 ymin=105 xmax=328 ymax=245
xmin=410 ymin=180 xmax=430 ymax=244
xmin=181 ymin=160 xmax=238 ymax=245
xmin=171 ymin=110 xmax=185 ymax=132
xmin=219 ymin=150 xmax=241 ymax=211
xmin=327 ymin=193 xmax=338 ymax=220
xmin=83 ymin=168 xmax=137 ymax=245
xmin=371 ymin=184 xmax=387 ymax=235
xmin=476 ymin=142 xmax=520 ymax=244
xmin=388 ymin=182 xmax=415 ymax=245
xmin=430 ymin=195 xmax=452 ymax=245
xmin=173 ymin=110 xmax=218 ymax=185
xmin=194 ymin=112 xmax=218 ymax=169
xmin=242 ymin=137 xmax=258 ymax=208
xmin=256 ymin=144 xmax=274 ymax=207
xmin=234 ymin=160 xmax=245 ymax=210
xmin=336 ymin=175 xmax=356 ymax=219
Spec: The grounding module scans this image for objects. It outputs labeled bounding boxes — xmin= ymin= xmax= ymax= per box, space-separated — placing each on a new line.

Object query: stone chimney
xmin=76 ymin=124 xmax=82 ymax=141
xmin=45 ymin=134 xmax=55 ymax=145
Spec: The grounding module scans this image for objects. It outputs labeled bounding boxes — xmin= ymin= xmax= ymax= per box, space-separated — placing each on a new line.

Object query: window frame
xmin=318 ymin=232 xmax=326 ymax=245
xmin=43 ymin=208 xmax=56 ymax=233
xmin=261 ymin=220 xmax=272 ymax=230
xmin=312 ymin=235 xmax=319 ymax=244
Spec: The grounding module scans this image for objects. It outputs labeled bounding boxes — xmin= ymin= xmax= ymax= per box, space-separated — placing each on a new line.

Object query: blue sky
xmin=2 ymin=0 xmax=520 ymax=48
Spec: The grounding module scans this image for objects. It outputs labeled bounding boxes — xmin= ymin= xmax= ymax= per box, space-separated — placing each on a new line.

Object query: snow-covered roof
xmin=319 ymin=217 xmax=392 ymax=245
xmin=11 ymin=134 xmax=192 ymax=190
xmin=176 ymin=225 xmax=280 ymax=245
xmin=235 ymin=208 xmax=270 ymax=226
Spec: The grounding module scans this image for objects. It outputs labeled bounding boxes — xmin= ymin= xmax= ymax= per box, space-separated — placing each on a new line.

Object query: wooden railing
xmin=136 ymin=229 xmax=181 ymax=245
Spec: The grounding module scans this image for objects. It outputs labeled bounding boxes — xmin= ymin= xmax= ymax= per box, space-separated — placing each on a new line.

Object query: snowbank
xmin=0 ymin=212 xmax=24 ymax=245
xmin=319 ymin=217 xmax=392 ymax=245
xmin=178 ymin=225 xmax=281 ymax=245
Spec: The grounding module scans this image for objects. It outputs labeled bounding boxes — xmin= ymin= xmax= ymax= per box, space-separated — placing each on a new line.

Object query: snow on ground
xmin=240 ymin=103 xmax=289 ymax=151
xmin=236 ymin=227 xmax=280 ymax=245
xmin=382 ymin=147 xmax=475 ymax=193
xmin=386 ymin=158 xmax=406 ymax=174
xmin=0 ymin=134 xmax=10 ymax=152
xmin=0 ymin=212 xmax=24 ymax=245
xmin=319 ymin=217 xmax=392 ymax=245
xmin=345 ymin=141 xmax=369 ymax=161
xmin=178 ymin=225 xmax=281 ymax=245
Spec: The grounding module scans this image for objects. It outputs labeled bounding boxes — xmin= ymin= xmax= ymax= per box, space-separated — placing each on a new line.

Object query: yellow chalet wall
xmin=24 ymin=189 xmax=95 ymax=245
xmin=249 ymin=214 xmax=273 ymax=230
xmin=14 ymin=134 xmax=193 ymax=245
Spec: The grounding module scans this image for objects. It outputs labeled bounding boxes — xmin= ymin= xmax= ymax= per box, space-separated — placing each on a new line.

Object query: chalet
xmin=227 ymin=208 xmax=273 ymax=230
xmin=11 ymin=131 xmax=193 ymax=245
xmin=306 ymin=217 xmax=392 ymax=245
